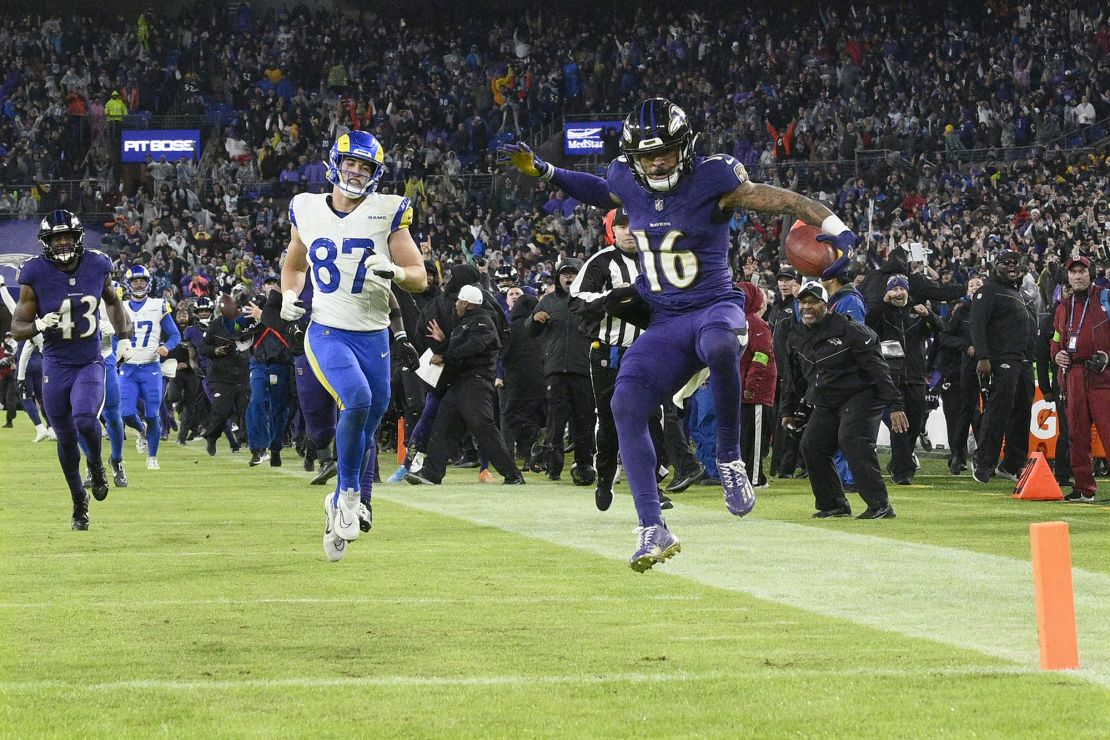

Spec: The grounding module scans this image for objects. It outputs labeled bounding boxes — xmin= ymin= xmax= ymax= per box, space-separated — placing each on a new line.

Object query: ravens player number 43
xmin=10 ymin=210 xmax=132 ymax=530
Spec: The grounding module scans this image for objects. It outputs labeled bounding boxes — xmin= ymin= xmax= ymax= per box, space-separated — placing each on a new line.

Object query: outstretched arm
xmin=498 ymin=142 xmax=618 ymax=209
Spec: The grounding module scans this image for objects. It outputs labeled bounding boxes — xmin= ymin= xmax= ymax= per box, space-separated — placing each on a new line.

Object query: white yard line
xmin=0 ymin=666 xmax=1039 ymax=693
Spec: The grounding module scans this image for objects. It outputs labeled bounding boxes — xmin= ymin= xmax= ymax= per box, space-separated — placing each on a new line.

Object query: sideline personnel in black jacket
xmin=529 ymin=258 xmax=596 ymax=484
xmin=407 ymin=284 xmax=522 ymax=485
xmin=780 ymin=282 xmax=906 ymax=519
xmin=199 ymin=295 xmax=251 ymax=454
xmin=968 ymin=250 xmax=1037 ymax=483
xmin=865 ymin=274 xmax=941 ymax=484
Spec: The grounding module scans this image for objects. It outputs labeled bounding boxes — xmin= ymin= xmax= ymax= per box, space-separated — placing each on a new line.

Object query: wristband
xmin=538 ymin=163 xmax=555 ymax=182
xmin=821 ymin=214 xmax=849 ymax=235
xmin=394 ymin=330 xmax=408 ymax=343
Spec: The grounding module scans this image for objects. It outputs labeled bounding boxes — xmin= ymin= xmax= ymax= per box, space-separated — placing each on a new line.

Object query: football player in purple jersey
xmin=11 ymin=211 xmax=132 ymax=530
xmin=501 ymin=98 xmax=858 ymax=571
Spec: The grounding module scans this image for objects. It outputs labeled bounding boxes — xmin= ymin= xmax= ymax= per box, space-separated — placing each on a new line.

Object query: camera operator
xmin=969 ymin=250 xmax=1037 ymax=484
xmin=780 ymin=282 xmax=905 ymax=519
xmin=866 ymin=274 xmax=941 ymax=485
xmin=1050 ymin=256 xmax=1110 ymax=502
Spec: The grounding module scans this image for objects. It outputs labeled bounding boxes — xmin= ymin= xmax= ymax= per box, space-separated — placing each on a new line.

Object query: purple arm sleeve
xmin=549 ymin=167 xmax=615 ymax=209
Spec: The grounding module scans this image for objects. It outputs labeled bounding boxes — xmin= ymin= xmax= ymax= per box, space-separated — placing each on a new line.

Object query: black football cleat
xmin=270 ymin=449 xmax=282 ymax=467
xmin=812 ymin=506 xmax=853 ymax=518
xmin=595 ymin=486 xmax=613 ymax=512
xmin=88 ymin=463 xmax=110 ymax=501
xmin=856 ymin=504 xmax=896 ymax=520
xmin=72 ymin=491 xmax=90 ymax=530
xmin=665 ymin=465 xmax=706 ymax=493
xmin=110 ymin=458 xmax=128 ymax=488
xmin=571 ymin=464 xmax=597 ymax=486
xmin=206 ymin=437 xmax=217 ymax=457
xmin=658 ymin=490 xmax=674 ymax=510
xmin=503 ymin=474 xmax=526 ymax=485
xmin=358 ymin=502 xmax=373 ymax=532
xmin=311 ymin=460 xmax=338 ymax=486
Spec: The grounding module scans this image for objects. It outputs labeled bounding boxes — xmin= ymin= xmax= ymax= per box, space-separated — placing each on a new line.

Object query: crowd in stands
xmin=0 ymin=0 xmax=1108 ymax=309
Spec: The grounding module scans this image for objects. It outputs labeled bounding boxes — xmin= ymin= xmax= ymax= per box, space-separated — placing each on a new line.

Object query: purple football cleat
xmin=629 ymin=523 xmax=681 ymax=573
xmin=718 ymin=458 xmax=756 ymax=516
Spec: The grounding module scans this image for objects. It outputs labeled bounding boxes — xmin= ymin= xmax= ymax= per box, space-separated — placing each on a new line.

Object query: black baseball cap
xmin=612 ymin=207 xmax=629 ymax=225
xmin=776 ymin=264 xmax=802 ymax=281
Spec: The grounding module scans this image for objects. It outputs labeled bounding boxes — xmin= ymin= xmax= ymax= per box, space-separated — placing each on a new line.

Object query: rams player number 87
xmin=280 ymin=131 xmax=426 ymax=561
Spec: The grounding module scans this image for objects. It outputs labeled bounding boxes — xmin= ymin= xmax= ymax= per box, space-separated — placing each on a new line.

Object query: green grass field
xmin=2 ymin=419 xmax=1110 ymax=738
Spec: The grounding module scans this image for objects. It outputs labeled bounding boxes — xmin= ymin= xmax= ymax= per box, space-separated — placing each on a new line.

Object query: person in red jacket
xmin=738 ymin=282 xmax=777 ymax=488
xmin=1050 ymin=256 xmax=1110 ymax=503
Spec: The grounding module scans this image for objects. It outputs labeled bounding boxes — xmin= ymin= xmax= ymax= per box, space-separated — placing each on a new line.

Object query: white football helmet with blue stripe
xmin=326 ymin=131 xmax=385 ymax=198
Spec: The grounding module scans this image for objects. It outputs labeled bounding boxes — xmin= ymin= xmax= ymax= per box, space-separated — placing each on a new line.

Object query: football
xmin=785 ymin=220 xmax=837 ymax=277
xmin=218 ymin=294 xmax=239 ymax=320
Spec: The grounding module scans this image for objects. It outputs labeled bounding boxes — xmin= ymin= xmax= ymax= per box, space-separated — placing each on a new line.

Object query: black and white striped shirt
xmin=569 ymin=246 xmax=643 ymax=349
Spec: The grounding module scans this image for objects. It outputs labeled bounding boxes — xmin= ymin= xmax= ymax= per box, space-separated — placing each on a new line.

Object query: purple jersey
xmin=183 ymin=324 xmax=208 ymax=372
xmin=607 ymin=154 xmax=747 ymax=313
xmin=18 ymin=250 xmax=113 ymax=367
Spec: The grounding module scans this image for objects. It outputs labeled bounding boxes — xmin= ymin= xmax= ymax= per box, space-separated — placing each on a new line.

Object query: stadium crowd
xmin=2 ymin=0 xmax=1109 ymax=509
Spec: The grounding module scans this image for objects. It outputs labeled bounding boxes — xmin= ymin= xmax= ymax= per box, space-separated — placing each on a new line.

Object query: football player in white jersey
xmin=119 ymin=265 xmax=181 ymax=470
xmin=280 ymin=131 xmax=426 ymax=561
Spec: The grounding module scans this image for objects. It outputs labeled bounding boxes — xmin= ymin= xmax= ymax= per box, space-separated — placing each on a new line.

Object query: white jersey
xmin=124 ymin=297 xmax=169 ymax=364
xmin=99 ymin=304 xmax=115 ymax=359
xmin=290 ymin=191 xmax=412 ymax=331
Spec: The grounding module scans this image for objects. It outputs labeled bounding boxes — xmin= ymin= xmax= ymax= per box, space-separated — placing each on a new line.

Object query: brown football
xmin=785 ymin=221 xmax=837 ymax=277
xmin=218 ymin=294 xmax=238 ymax=320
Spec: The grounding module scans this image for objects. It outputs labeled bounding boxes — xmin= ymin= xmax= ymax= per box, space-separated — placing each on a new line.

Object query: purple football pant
xmin=42 ymin=359 xmax=106 ymax=498
xmin=612 ymin=301 xmax=745 ymax=527
xmin=294 ymin=354 xmax=337 ymax=451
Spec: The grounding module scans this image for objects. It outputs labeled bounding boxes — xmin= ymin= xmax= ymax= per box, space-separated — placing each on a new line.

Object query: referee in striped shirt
xmin=570 ymin=208 xmax=689 ymax=512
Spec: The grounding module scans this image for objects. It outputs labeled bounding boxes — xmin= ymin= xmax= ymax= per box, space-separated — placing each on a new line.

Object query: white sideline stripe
xmin=376 ymin=487 xmax=1110 ymax=689
xmin=0 ymin=666 xmax=1039 ymax=693
xmin=0 ymin=594 xmax=702 ymax=609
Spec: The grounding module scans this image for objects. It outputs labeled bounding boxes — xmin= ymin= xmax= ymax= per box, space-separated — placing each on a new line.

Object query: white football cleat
xmin=146 ymin=456 xmax=160 ymax=470
xmin=33 ymin=426 xmax=51 ymax=443
xmin=135 ymin=435 xmax=147 ymax=454
xmin=333 ymin=488 xmax=361 ymax=541
xmin=47 ymin=427 xmax=57 ymax=441
xmin=322 ymin=493 xmax=347 ymax=562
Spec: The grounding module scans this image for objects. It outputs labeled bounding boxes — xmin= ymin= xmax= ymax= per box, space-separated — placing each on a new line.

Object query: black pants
xmin=741 ymin=403 xmax=773 ymax=486
xmin=170 ymin=371 xmax=203 ymax=442
xmin=501 ymin=392 xmax=544 ymax=460
xmin=1051 ymin=388 xmax=1073 ymax=484
xmin=421 ymin=374 xmax=520 ymax=482
xmin=0 ymin=375 xmax=17 ymax=423
xmin=771 ymin=385 xmax=802 ymax=476
xmin=800 ymin=394 xmax=889 ymax=513
xmin=204 ymin=379 xmax=247 ymax=446
xmin=974 ymin=359 xmax=1034 ymax=474
xmin=545 ymin=372 xmax=596 ymax=477
xmin=941 ymin=367 xmax=980 ymax=467
xmin=652 ymin=400 xmax=700 ymax=478
xmin=886 ymin=382 xmax=926 ymax=480
xmin=592 ymin=347 xmax=672 ymax=490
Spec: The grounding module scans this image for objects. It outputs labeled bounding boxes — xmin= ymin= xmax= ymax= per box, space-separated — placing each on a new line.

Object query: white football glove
xmin=368 ymin=253 xmax=407 ymax=284
xmin=280 ymin=289 xmax=306 ymax=321
xmin=116 ymin=342 xmax=134 ymax=363
xmin=34 ymin=312 xmax=61 ymax=333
